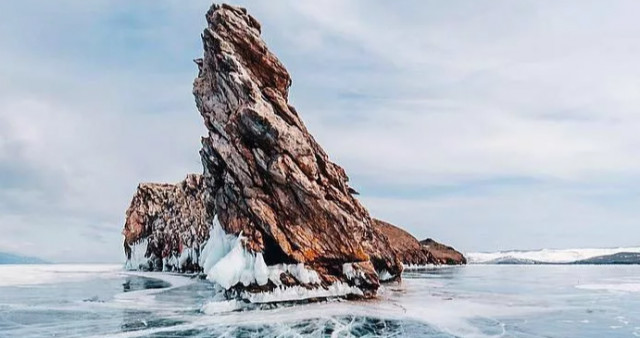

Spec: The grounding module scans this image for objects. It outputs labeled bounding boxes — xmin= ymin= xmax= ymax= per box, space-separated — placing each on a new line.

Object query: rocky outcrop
xmin=374 ymin=219 xmax=466 ymax=266
xmin=123 ymin=3 xmax=465 ymax=301
xmin=420 ymin=238 xmax=467 ymax=265
xmin=192 ymin=4 xmax=402 ymax=297
xmin=122 ymin=174 xmax=210 ymax=272
xmin=373 ymin=219 xmax=434 ymax=266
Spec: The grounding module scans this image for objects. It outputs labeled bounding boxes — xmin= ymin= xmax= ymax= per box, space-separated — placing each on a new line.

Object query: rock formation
xmin=420 ymin=238 xmax=467 ymax=265
xmin=123 ymin=174 xmax=210 ymax=272
xmin=373 ymin=219 xmax=434 ymax=266
xmin=122 ymin=3 xmax=465 ymax=301
xmin=192 ymin=3 xmax=402 ymax=297
xmin=374 ymin=219 xmax=466 ymax=266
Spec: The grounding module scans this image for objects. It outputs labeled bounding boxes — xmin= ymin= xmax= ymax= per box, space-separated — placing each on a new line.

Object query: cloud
xmin=1 ymin=0 xmax=639 ymax=261
xmin=0 ymin=0 xmax=210 ymax=262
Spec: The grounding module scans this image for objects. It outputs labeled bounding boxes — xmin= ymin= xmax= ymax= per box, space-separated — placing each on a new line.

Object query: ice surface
xmin=576 ymin=283 xmax=640 ymax=293
xmin=467 ymin=247 xmax=640 ymax=264
xmin=0 ymin=264 xmax=122 ymax=287
xmin=3 ymin=265 xmax=640 ymax=337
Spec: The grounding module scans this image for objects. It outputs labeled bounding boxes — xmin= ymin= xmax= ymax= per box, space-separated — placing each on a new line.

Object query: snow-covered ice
xmin=467 ymin=247 xmax=640 ymax=264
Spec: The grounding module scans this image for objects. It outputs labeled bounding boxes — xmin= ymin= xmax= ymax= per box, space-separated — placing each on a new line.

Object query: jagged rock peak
xmin=193 ymin=3 xmax=402 ymax=296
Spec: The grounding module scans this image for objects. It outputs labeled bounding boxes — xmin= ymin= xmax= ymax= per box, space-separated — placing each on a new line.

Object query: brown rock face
xmin=420 ymin=238 xmax=467 ymax=265
xmin=374 ymin=219 xmax=466 ymax=266
xmin=123 ymin=174 xmax=210 ymax=272
xmin=122 ymin=3 xmax=464 ymax=300
xmin=373 ymin=219 xmax=434 ymax=266
xmin=193 ymin=4 xmax=401 ymax=295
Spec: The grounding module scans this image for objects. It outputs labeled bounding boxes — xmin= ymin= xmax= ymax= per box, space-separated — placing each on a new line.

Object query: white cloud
xmin=1 ymin=0 xmax=640 ymax=261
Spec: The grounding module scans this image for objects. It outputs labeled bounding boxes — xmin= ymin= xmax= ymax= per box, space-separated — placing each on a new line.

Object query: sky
xmin=1 ymin=1 xmax=640 ymax=263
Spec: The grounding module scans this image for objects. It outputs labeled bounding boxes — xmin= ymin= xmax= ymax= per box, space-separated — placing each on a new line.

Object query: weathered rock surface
xmin=374 ymin=219 xmax=466 ymax=266
xmin=373 ymin=219 xmax=434 ymax=266
xmin=420 ymin=238 xmax=467 ymax=265
xmin=192 ymin=3 xmax=402 ymax=297
xmin=123 ymin=3 xmax=466 ymax=300
xmin=123 ymin=174 xmax=210 ymax=272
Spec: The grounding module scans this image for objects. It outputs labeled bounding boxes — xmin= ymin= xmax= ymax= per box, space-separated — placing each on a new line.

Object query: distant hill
xmin=574 ymin=252 xmax=640 ymax=265
xmin=468 ymin=247 xmax=640 ymax=265
xmin=0 ymin=252 xmax=48 ymax=264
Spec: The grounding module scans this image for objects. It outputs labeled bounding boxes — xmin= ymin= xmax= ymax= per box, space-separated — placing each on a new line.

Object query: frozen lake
xmin=0 ymin=264 xmax=639 ymax=337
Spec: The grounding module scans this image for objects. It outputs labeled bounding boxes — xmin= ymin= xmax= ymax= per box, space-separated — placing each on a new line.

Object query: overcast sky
xmin=1 ymin=1 xmax=640 ymax=263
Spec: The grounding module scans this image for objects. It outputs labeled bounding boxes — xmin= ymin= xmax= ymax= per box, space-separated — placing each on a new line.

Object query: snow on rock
xmin=124 ymin=238 xmax=150 ymax=271
xmin=197 ymin=216 xmax=371 ymax=302
xmin=199 ymin=216 xmax=323 ymax=291
xmin=122 ymin=174 xmax=209 ymax=272
xmin=253 ymin=253 xmax=269 ymax=286
xmin=287 ymin=263 xmax=321 ymax=285
xmin=378 ymin=270 xmax=396 ymax=282
xmin=343 ymin=263 xmax=365 ymax=281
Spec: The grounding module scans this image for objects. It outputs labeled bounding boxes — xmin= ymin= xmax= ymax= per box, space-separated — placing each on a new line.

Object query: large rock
xmin=374 ymin=219 xmax=466 ymax=266
xmin=373 ymin=219 xmax=434 ymax=266
xmin=122 ymin=4 xmax=468 ymax=300
xmin=191 ymin=4 xmax=402 ymax=297
xmin=122 ymin=174 xmax=210 ymax=272
xmin=420 ymin=238 xmax=467 ymax=265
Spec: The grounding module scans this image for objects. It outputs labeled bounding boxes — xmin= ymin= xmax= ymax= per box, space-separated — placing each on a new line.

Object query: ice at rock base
xmin=378 ymin=270 xmax=395 ymax=282
xmin=124 ymin=238 xmax=150 ymax=271
xmin=402 ymin=263 xmax=446 ymax=271
xmin=241 ymin=282 xmax=363 ymax=304
xmin=198 ymin=215 xmax=363 ymax=301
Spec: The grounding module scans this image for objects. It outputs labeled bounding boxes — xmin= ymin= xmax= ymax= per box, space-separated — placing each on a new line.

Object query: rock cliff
xmin=192 ymin=3 xmax=402 ymax=297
